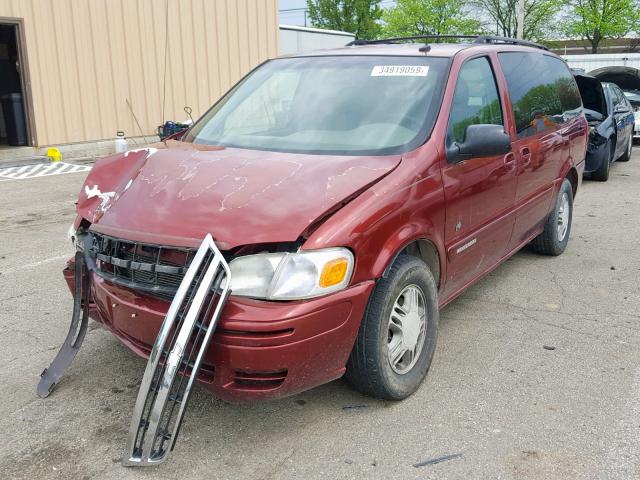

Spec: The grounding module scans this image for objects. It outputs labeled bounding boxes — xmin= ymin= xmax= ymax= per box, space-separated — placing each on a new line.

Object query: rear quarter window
xmin=498 ymin=52 xmax=582 ymax=139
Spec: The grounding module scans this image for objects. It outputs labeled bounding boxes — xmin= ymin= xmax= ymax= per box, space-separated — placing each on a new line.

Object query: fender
xmin=380 ymin=234 xmax=445 ymax=287
xmin=303 ymin=142 xmax=446 ymax=287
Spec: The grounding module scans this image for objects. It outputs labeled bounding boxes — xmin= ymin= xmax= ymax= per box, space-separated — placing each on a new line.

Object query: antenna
xmin=161 ymin=0 xmax=170 ymax=125
xmin=126 ymin=98 xmax=152 ymax=144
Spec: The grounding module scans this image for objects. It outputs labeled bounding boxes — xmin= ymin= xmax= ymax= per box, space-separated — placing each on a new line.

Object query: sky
xmin=278 ymin=0 xmax=397 ymax=27
xmin=278 ymin=0 xmax=309 ymax=26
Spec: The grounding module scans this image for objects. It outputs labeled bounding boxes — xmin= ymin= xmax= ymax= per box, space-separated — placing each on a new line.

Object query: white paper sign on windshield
xmin=370 ymin=65 xmax=429 ymax=77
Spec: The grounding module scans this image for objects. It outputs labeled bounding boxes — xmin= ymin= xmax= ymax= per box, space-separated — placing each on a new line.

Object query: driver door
xmin=440 ymin=55 xmax=517 ymax=297
xmin=610 ymin=85 xmax=633 ymax=158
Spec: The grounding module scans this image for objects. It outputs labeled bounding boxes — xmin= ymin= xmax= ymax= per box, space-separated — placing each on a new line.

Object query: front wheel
xmin=618 ymin=135 xmax=632 ymax=162
xmin=345 ymin=255 xmax=439 ymax=400
xmin=591 ymin=141 xmax=612 ymax=181
xmin=530 ymin=178 xmax=573 ymax=256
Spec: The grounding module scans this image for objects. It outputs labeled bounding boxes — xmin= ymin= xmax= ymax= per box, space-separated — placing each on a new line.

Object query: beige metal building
xmin=0 ymin=0 xmax=279 ymax=151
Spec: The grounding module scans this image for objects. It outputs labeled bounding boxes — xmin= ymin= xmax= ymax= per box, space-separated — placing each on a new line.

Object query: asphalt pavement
xmin=0 ymin=153 xmax=639 ymax=479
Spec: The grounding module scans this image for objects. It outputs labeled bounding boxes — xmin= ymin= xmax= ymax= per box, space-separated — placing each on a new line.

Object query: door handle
xmin=520 ymin=147 xmax=532 ymax=167
xmin=503 ymin=152 xmax=516 ymax=169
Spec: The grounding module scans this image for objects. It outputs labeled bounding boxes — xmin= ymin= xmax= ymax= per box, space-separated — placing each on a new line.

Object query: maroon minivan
xmin=41 ymin=35 xmax=587 ymax=465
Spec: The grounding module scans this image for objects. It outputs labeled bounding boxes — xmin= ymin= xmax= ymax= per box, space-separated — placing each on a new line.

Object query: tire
xmin=618 ymin=135 xmax=632 ymax=162
xmin=345 ymin=255 xmax=439 ymax=400
xmin=530 ymin=178 xmax=573 ymax=256
xmin=591 ymin=140 xmax=612 ymax=181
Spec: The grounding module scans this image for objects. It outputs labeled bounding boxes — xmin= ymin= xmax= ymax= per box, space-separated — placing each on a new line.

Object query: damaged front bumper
xmin=584 ymin=128 xmax=610 ymax=173
xmin=44 ymin=233 xmax=233 ymax=466
xmin=47 ymin=230 xmax=372 ymax=466
xmin=63 ymin=257 xmax=373 ymax=404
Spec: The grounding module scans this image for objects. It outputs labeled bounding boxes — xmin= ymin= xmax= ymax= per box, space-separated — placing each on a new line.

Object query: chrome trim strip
xmin=123 ymin=234 xmax=230 ymax=466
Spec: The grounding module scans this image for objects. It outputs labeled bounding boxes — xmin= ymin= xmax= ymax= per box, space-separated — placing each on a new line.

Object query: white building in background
xmin=563 ymin=53 xmax=640 ymax=72
xmin=279 ymin=25 xmax=355 ymax=55
xmin=563 ymin=53 xmax=640 ymax=94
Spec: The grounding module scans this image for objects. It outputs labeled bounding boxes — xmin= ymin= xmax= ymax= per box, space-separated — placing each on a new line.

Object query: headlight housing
xmin=229 ymin=248 xmax=354 ymax=300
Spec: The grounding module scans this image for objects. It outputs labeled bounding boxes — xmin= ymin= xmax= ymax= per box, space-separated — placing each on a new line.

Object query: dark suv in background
xmin=575 ymin=73 xmax=634 ymax=181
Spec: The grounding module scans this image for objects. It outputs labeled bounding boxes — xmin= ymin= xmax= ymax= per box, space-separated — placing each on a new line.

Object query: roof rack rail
xmin=345 ymin=35 xmax=476 ymax=46
xmin=346 ymin=34 xmax=549 ymax=52
xmin=473 ymin=35 xmax=548 ymax=51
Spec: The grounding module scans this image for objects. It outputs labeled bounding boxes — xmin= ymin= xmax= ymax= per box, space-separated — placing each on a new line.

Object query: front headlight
xmin=229 ymin=248 xmax=354 ymax=300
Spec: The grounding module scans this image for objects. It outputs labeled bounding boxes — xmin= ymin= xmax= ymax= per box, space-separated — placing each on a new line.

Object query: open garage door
xmin=0 ymin=20 xmax=32 ymax=147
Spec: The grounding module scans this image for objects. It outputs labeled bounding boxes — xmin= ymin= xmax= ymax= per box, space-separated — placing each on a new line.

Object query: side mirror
xmin=614 ymin=105 xmax=630 ymax=114
xmin=447 ymin=124 xmax=511 ymax=163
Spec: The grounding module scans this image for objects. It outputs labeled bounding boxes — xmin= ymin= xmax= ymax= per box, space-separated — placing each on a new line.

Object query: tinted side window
xmin=604 ymin=85 xmax=615 ymax=110
xmin=610 ymin=86 xmax=622 ymax=107
xmin=447 ymin=56 xmax=503 ymax=145
xmin=612 ymin=86 xmax=629 ymax=109
xmin=545 ymin=56 xmax=582 ymax=114
xmin=498 ymin=52 xmax=582 ymax=139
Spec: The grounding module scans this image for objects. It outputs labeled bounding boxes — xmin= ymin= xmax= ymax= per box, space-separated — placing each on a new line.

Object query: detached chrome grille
xmin=123 ymin=234 xmax=231 ymax=466
xmin=85 ymin=232 xmax=198 ymax=300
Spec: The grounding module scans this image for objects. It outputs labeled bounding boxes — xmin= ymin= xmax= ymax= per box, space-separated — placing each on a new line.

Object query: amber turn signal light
xmin=319 ymin=258 xmax=349 ymax=288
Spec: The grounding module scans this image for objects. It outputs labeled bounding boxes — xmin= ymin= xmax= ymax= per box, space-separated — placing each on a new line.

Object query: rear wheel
xmin=345 ymin=255 xmax=438 ymax=400
xmin=591 ymin=140 xmax=613 ymax=181
xmin=618 ymin=135 xmax=632 ymax=162
xmin=530 ymin=178 xmax=573 ymax=256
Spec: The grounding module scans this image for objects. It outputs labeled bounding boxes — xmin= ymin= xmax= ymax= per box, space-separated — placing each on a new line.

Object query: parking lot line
xmin=0 ymin=162 xmax=91 ymax=181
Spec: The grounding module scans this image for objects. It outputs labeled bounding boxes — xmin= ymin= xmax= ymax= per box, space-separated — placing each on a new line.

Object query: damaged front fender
xmin=77 ymin=148 xmax=157 ymax=223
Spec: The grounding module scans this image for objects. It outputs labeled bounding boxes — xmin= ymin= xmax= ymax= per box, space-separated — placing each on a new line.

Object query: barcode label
xmin=371 ymin=65 xmax=429 ymax=77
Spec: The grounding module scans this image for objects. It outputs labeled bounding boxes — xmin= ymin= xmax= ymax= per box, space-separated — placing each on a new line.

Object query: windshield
xmin=623 ymin=90 xmax=640 ymax=107
xmin=184 ymin=55 xmax=450 ymax=155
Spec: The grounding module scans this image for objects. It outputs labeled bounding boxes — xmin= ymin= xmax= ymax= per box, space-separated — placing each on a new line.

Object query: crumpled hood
xmin=77 ymin=141 xmax=400 ymax=249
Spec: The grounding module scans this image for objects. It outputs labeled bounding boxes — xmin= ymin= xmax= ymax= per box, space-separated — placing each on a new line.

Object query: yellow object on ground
xmin=47 ymin=148 xmax=62 ymax=162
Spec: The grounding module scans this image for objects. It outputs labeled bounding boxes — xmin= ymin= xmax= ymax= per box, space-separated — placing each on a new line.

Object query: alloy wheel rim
xmin=387 ymin=285 xmax=427 ymax=375
xmin=557 ymin=192 xmax=570 ymax=241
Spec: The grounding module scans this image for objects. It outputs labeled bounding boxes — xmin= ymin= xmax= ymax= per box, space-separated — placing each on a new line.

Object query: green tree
xmin=382 ymin=0 xmax=483 ymax=37
xmin=306 ymin=0 xmax=383 ymax=39
xmin=473 ymin=0 xmax=564 ymax=41
xmin=563 ymin=0 xmax=640 ymax=53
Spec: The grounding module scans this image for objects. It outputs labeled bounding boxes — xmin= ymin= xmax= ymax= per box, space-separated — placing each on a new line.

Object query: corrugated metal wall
xmin=0 ymin=0 xmax=279 ymax=146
